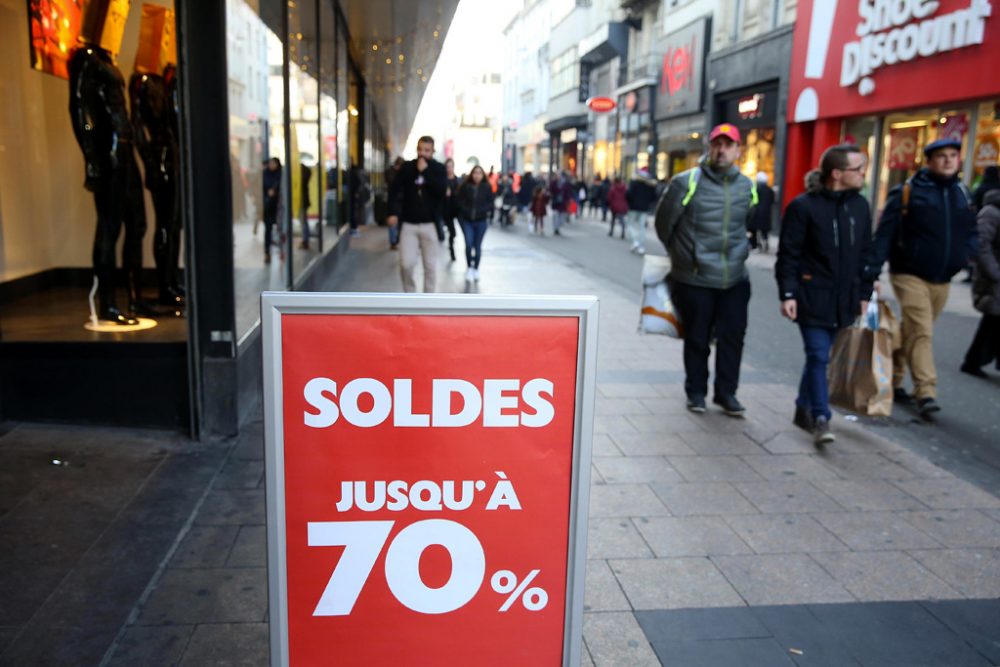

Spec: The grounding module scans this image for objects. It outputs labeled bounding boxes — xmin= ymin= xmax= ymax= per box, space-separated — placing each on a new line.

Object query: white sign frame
xmin=261 ymin=292 xmax=599 ymax=666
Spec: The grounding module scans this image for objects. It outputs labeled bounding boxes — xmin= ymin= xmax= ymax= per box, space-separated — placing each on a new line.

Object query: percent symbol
xmin=490 ymin=569 xmax=549 ymax=612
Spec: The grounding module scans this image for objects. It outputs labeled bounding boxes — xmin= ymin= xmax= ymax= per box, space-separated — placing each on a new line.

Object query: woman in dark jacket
xmin=962 ymin=189 xmax=1000 ymax=376
xmin=776 ymin=144 xmax=877 ymax=445
xmin=456 ymin=165 xmax=493 ymax=282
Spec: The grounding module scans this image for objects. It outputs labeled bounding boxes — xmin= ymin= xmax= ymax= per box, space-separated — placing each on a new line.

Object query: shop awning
xmin=544 ymin=114 xmax=589 ymax=134
xmin=579 ymin=22 xmax=628 ymax=66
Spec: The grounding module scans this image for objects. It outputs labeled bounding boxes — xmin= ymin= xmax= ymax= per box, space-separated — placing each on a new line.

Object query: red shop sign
xmin=789 ymin=0 xmax=998 ymax=122
xmin=262 ymin=293 xmax=598 ymax=666
xmin=587 ymin=96 xmax=616 ymax=113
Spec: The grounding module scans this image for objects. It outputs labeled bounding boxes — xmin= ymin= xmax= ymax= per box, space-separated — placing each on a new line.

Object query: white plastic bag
xmin=638 ymin=255 xmax=683 ymax=337
xmin=864 ymin=299 xmax=879 ymax=330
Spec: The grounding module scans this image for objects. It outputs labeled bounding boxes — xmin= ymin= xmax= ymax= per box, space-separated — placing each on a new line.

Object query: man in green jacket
xmin=654 ymin=123 xmax=757 ymax=416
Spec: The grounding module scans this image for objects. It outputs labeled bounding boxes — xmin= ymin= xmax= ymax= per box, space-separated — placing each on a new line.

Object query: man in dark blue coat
xmin=872 ymin=138 xmax=978 ymax=417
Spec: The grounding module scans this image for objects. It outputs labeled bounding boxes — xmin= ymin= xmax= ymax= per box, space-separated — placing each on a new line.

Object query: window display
xmin=737 ymin=128 xmax=775 ymax=186
xmin=972 ymin=101 xmax=1000 ymax=187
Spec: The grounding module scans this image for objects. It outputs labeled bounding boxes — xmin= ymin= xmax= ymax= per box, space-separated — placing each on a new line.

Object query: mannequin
xmin=129 ymin=5 xmax=183 ymax=309
xmin=68 ymin=0 xmax=150 ymax=324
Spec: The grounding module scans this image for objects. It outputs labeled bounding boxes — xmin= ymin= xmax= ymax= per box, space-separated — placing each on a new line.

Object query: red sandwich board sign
xmin=262 ymin=293 xmax=599 ymax=666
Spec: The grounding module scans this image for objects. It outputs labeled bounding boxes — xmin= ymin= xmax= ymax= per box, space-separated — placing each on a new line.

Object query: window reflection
xmin=227 ymin=0 xmax=286 ymax=339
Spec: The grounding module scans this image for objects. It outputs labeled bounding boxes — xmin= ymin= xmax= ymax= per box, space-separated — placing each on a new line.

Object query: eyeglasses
xmin=841 ymin=163 xmax=867 ymax=173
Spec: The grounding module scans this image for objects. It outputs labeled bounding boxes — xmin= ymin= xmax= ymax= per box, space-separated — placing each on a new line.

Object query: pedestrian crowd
xmin=377 ymin=128 xmax=997 ymax=448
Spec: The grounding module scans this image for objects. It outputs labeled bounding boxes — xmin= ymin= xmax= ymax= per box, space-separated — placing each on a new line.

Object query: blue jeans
xmin=797 ymin=325 xmax=839 ymax=420
xmin=388 ymin=223 xmax=399 ymax=246
xmin=460 ymin=219 xmax=488 ymax=268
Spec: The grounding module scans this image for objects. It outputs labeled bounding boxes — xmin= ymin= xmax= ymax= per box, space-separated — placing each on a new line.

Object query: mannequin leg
xmin=120 ymin=153 xmax=154 ymax=317
xmin=92 ymin=173 xmax=135 ymax=325
xmin=152 ymin=182 xmax=184 ymax=307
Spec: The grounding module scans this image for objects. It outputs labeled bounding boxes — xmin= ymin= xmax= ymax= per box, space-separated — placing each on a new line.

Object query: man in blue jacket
xmin=872 ymin=138 xmax=978 ymax=417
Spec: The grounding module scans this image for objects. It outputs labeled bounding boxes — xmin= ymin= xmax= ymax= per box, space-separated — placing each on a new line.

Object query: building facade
xmin=785 ymin=0 xmax=1000 ymax=212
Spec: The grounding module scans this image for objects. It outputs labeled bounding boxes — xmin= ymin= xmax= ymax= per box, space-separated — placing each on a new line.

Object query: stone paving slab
xmin=810 ymin=551 xmax=963 ymax=602
xmin=713 ymin=553 xmax=854 ymax=606
xmin=609 ymin=557 xmax=745 ymax=610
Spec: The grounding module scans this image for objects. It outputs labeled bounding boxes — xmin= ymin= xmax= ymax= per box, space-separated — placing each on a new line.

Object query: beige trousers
xmin=399 ymin=222 xmax=439 ymax=293
xmin=890 ymin=273 xmax=950 ymax=399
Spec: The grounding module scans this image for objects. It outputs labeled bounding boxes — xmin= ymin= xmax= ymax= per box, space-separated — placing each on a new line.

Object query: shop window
xmin=319 ymin=0 xmax=339 ymax=246
xmin=228 ymin=0 xmax=288 ymax=339
xmin=843 ymin=117 xmax=878 ymax=202
xmin=738 ymin=128 xmax=776 ymax=185
xmin=972 ymin=101 xmax=1000 ymax=188
xmin=1 ymin=0 xmax=186 ymax=341
xmin=288 ymin=0 xmax=321 ymax=283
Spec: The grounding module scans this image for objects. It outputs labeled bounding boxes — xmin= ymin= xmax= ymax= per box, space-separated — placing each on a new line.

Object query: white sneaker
xmin=637 ymin=246 xmax=645 ymax=255
xmin=472 ymin=268 xmax=480 ymax=282
xmin=629 ymin=241 xmax=640 ymax=253
xmin=465 ymin=268 xmax=474 ymax=282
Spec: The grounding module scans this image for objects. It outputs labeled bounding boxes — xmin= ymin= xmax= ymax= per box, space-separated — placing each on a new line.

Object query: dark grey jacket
xmin=973 ymin=189 xmax=1000 ymax=316
xmin=654 ymin=157 xmax=757 ymax=289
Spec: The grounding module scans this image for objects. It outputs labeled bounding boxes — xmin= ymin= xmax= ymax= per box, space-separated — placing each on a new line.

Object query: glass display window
xmin=972 ymin=101 xmax=1000 ymax=187
xmin=737 ymin=127 xmax=775 ymax=185
xmin=1 ymin=0 xmax=187 ymax=342
xmin=843 ymin=117 xmax=878 ymax=202
xmin=288 ymin=0 xmax=320 ymax=283
xmin=227 ymin=0 xmax=288 ymax=339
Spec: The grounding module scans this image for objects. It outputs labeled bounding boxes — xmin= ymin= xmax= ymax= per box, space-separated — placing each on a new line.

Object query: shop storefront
xmin=616 ymin=84 xmax=655 ymax=181
xmin=654 ymin=16 xmax=711 ymax=180
xmin=579 ymin=24 xmax=625 ymax=182
xmin=545 ymin=114 xmax=588 ymax=178
xmin=787 ymin=0 xmax=1000 ymax=212
xmin=0 ymin=0 xmax=391 ymax=437
xmin=716 ymin=84 xmax=779 ymax=184
xmin=707 ymin=22 xmax=793 ymax=189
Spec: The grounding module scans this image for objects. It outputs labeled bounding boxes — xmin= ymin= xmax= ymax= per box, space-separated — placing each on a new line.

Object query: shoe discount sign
xmin=262 ymin=293 xmax=598 ymax=666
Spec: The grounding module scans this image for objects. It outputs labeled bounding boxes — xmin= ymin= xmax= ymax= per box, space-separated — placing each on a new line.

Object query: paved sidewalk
xmin=3 ymin=218 xmax=998 ymax=665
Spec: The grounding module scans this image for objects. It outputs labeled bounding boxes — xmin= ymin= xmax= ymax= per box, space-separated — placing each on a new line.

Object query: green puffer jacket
xmin=654 ymin=157 xmax=757 ymax=289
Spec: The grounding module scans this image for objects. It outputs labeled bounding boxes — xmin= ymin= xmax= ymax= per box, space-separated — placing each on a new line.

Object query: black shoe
xmin=99 ymin=305 xmax=139 ymax=326
xmin=918 ymin=397 xmax=941 ymax=416
xmin=893 ymin=387 xmax=912 ymax=404
xmin=713 ymin=394 xmax=746 ymax=418
xmin=960 ymin=363 xmax=988 ymax=379
xmin=554 ymin=229 xmax=561 ymax=236
xmin=813 ymin=417 xmax=835 ymax=446
xmin=793 ymin=406 xmax=814 ymax=432
xmin=686 ymin=396 xmax=707 ymax=414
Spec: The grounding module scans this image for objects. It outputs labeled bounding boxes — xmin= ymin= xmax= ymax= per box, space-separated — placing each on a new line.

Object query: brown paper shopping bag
xmin=827 ymin=325 xmax=893 ymax=417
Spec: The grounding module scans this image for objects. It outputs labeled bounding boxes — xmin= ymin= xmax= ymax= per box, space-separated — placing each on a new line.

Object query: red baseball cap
xmin=708 ymin=123 xmax=741 ymax=143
